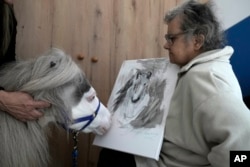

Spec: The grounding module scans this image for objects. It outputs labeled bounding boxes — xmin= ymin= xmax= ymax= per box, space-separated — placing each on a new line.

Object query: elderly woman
xmin=98 ymin=1 xmax=250 ymax=167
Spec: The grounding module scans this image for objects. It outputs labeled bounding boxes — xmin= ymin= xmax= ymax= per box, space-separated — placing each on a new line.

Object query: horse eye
xmin=87 ymin=95 xmax=95 ymax=102
xmin=50 ymin=61 xmax=56 ymax=68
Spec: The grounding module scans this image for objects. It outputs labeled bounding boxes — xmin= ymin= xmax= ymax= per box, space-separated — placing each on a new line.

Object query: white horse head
xmin=18 ymin=48 xmax=111 ymax=135
xmin=0 ymin=48 xmax=111 ymax=167
xmin=65 ymin=86 xmax=111 ymax=135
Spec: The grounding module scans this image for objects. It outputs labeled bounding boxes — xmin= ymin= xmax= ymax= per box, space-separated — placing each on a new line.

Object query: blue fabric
xmin=226 ymin=16 xmax=250 ymax=97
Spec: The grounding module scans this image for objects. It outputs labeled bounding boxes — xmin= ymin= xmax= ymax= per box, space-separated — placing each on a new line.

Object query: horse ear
xmin=50 ymin=61 xmax=56 ymax=68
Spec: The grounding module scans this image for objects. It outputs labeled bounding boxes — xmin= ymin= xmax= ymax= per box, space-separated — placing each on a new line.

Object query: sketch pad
xmin=93 ymin=58 xmax=179 ymax=160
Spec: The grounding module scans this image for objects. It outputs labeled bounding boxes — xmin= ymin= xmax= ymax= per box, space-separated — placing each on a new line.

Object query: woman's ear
xmin=194 ymin=34 xmax=205 ymax=50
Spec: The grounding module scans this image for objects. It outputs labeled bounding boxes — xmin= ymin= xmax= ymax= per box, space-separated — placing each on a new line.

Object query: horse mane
xmin=0 ymin=48 xmax=89 ymax=167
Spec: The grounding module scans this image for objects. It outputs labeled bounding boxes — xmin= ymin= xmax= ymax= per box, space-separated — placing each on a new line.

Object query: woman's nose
xmin=164 ymin=42 xmax=170 ymax=50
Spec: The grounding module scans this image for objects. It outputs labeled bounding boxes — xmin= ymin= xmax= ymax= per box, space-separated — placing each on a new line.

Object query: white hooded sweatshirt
xmin=136 ymin=46 xmax=250 ymax=167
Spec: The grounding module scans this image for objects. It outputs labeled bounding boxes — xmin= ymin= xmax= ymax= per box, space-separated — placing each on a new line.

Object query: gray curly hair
xmin=164 ymin=0 xmax=226 ymax=51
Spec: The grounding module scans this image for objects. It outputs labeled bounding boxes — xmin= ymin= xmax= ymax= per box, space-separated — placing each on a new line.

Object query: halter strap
xmin=72 ymin=99 xmax=101 ymax=131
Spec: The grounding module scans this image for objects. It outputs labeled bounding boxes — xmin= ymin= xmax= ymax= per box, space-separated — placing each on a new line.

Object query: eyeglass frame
xmin=164 ymin=31 xmax=190 ymax=45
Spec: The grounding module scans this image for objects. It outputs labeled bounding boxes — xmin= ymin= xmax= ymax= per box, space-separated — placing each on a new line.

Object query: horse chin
xmin=69 ymin=120 xmax=111 ymax=135
xmin=83 ymin=105 xmax=112 ymax=135
xmin=93 ymin=126 xmax=109 ymax=135
xmin=82 ymin=127 xmax=106 ymax=135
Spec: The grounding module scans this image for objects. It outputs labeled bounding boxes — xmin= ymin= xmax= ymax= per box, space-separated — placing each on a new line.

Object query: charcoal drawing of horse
xmin=112 ymin=60 xmax=168 ymax=129
xmin=0 ymin=48 xmax=111 ymax=167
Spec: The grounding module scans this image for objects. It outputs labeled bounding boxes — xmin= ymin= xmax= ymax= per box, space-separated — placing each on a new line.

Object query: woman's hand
xmin=0 ymin=90 xmax=50 ymax=122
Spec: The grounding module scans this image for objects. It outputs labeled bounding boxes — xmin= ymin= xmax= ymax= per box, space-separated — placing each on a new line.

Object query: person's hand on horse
xmin=0 ymin=91 xmax=50 ymax=122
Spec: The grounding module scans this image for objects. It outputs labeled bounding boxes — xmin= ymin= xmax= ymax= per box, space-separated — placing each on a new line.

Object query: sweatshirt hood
xmin=179 ymin=46 xmax=234 ymax=73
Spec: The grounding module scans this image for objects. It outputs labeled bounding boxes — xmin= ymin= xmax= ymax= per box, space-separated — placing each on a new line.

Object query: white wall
xmin=214 ymin=0 xmax=250 ymax=30
xmin=180 ymin=0 xmax=250 ymax=30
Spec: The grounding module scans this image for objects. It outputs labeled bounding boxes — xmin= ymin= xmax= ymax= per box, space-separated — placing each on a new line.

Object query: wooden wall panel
xmin=14 ymin=0 xmax=179 ymax=167
xmin=52 ymin=0 xmax=114 ymax=105
xmin=14 ymin=0 xmax=53 ymax=60
xmin=110 ymin=0 xmax=177 ymax=87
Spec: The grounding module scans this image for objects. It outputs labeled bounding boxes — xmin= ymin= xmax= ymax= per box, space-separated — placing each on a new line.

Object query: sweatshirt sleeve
xmin=197 ymin=92 xmax=250 ymax=167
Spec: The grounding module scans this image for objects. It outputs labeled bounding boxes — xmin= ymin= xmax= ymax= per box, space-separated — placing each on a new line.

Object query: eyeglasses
xmin=165 ymin=31 xmax=189 ymax=45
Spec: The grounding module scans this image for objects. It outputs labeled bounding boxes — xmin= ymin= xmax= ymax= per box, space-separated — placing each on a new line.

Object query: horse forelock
xmin=20 ymin=49 xmax=83 ymax=92
xmin=24 ymin=49 xmax=88 ymax=123
xmin=0 ymin=48 xmax=88 ymax=124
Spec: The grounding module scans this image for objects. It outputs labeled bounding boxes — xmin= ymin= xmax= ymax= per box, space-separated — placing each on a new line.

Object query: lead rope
xmin=72 ymin=131 xmax=79 ymax=167
xmin=70 ymin=99 xmax=101 ymax=167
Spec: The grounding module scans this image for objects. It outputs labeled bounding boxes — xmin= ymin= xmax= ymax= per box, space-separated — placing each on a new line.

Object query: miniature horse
xmin=0 ymin=48 xmax=111 ymax=167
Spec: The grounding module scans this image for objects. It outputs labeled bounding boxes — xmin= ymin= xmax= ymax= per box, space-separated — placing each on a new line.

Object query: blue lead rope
xmin=72 ymin=131 xmax=79 ymax=167
xmin=71 ymin=99 xmax=101 ymax=167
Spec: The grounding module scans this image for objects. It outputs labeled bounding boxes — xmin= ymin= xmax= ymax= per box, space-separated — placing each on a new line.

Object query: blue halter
xmin=72 ymin=99 xmax=101 ymax=131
